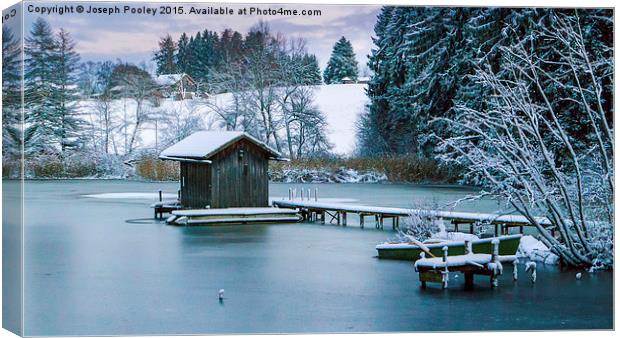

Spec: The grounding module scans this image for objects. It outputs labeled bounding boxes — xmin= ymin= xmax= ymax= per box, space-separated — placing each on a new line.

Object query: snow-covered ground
xmin=312 ymin=84 xmax=368 ymax=155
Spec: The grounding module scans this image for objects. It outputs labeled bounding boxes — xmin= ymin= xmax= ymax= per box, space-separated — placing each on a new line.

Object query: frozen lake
xmin=10 ymin=180 xmax=613 ymax=335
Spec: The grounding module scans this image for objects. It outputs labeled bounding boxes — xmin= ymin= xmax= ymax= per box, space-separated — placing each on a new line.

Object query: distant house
xmin=357 ymin=76 xmax=371 ymax=84
xmin=154 ymin=73 xmax=198 ymax=100
xmin=340 ymin=76 xmax=370 ymax=84
xmin=160 ymin=131 xmax=287 ymax=209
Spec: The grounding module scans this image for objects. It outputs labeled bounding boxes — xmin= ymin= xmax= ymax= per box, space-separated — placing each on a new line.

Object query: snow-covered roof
xmin=155 ymin=73 xmax=189 ymax=86
xmin=159 ymin=131 xmax=285 ymax=161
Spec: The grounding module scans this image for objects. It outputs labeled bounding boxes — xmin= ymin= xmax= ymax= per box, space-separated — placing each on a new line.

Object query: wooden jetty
xmin=151 ymin=190 xmax=182 ymax=219
xmin=166 ymin=207 xmax=301 ymax=226
xmin=272 ymin=200 xmax=550 ymax=235
xmin=414 ymin=239 xmax=518 ymax=289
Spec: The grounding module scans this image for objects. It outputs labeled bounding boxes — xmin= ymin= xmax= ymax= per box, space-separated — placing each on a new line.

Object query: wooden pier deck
xmin=272 ymin=200 xmax=551 ymax=235
xmin=166 ymin=207 xmax=301 ymax=225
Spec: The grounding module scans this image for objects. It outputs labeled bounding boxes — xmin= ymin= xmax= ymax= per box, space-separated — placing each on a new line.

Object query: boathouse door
xmin=210 ymin=140 xmax=269 ymax=208
xmin=180 ymin=162 xmax=211 ymax=209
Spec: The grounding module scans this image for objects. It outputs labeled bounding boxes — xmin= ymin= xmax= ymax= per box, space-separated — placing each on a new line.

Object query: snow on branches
xmin=436 ymin=11 xmax=613 ymax=269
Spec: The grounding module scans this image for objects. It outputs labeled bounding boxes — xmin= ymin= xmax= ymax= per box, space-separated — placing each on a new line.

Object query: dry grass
xmin=135 ymin=157 xmax=180 ymax=181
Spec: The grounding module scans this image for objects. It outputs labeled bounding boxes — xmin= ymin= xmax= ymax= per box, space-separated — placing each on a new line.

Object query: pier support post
xmin=442 ymin=246 xmax=449 ymax=289
xmin=464 ymin=273 xmax=474 ymax=290
xmin=342 ymin=212 xmax=347 ymax=226
xmin=360 ymin=214 xmax=365 ymax=228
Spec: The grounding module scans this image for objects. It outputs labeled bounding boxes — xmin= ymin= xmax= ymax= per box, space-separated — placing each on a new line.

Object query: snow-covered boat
xmin=376 ymin=234 xmax=522 ymax=261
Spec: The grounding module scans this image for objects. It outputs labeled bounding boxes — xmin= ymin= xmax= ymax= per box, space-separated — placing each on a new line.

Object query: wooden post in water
xmin=307 ymin=189 xmax=311 ymax=201
xmin=301 ymin=188 xmax=304 ymax=200
xmin=513 ymin=260 xmax=519 ymax=281
xmin=491 ymin=239 xmax=500 ymax=287
xmin=314 ymin=188 xmax=318 ymax=201
xmin=159 ymin=190 xmax=162 ymax=202
xmin=442 ymin=246 xmax=449 ymax=289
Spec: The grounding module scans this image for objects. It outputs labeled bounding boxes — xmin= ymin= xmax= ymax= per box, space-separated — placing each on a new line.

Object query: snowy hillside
xmin=312 ymin=84 xmax=368 ymax=155
xmin=80 ymin=83 xmax=367 ymax=156
xmin=198 ymin=83 xmax=367 ymax=155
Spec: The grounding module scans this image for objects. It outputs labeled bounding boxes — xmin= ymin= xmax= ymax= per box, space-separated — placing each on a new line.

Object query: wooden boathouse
xmin=160 ymin=131 xmax=286 ymax=209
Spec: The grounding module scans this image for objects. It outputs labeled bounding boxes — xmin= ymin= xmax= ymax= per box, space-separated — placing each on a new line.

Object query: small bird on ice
xmin=575 ymin=272 xmax=582 ymax=280
xmin=218 ymin=289 xmax=225 ymax=300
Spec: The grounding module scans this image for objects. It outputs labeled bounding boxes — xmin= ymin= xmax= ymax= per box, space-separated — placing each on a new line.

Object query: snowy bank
xmin=269 ymin=167 xmax=387 ymax=183
xmin=517 ymin=235 xmax=559 ymax=264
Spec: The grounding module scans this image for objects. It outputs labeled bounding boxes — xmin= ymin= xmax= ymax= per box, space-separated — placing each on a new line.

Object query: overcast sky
xmin=23 ymin=2 xmax=381 ymax=71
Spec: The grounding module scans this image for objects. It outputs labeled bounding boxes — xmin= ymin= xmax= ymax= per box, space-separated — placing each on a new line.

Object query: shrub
xmin=135 ymin=157 xmax=179 ymax=181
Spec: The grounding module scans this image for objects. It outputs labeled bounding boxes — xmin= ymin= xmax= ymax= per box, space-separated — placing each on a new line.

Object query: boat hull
xmin=376 ymin=235 xmax=522 ymax=261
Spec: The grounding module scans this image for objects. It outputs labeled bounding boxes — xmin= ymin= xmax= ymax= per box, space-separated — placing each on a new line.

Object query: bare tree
xmin=207 ymin=63 xmax=253 ymax=131
xmin=159 ymin=100 xmax=206 ymax=148
xmin=283 ymin=86 xmax=331 ymax=159
xmin=94 ymin=94 xmax=113 ymax=154
xmin=111 ymin=70 xmax=157 ymax=154
xmin=436 ymin=12 xmax=613 ymax=269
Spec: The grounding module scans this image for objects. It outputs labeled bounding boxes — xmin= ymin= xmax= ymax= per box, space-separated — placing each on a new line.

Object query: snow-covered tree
xmin=323 ymin=37 xmax=358 ymax=84
xmin=24 ymin=17 xmax=58 ymax=152
xmin=436 ymin=10 xmax=613 ymax=269
xmin=302 ymin=54 xmax=322 ymax=85
xmin=2 ymin=26 xmax=23 ymax=160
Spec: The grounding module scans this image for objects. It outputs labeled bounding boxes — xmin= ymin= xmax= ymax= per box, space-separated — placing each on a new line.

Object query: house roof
xmin=159 ymin=131 xmax=286 ymax=161
xmin=155 ymin=73 xmax=193 ymax=86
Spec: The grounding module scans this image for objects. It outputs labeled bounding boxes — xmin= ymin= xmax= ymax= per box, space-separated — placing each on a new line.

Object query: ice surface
xmin=83 ymin=192 xmax=177 ymax=200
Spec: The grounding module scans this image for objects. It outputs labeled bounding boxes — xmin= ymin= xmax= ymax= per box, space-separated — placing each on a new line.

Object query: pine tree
xmin=25 ymin=17 xmax=58 ymax=152
xmin=175 ymin=33 xmax=190 ymax=74
xmin=219 ymin=29 xmax=244 ymax=64
xmin=323 ymin=37 xmax=358 ymax=84
xmin=52 ymin=28 xmax=83 ymax=152
xmin=153 ymin=34 xmax=177 ymax=75
xmin=2 ymin=26 xmax=23 ymax=158
xmin=302 ymin=54 xmax=322 ymax=85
